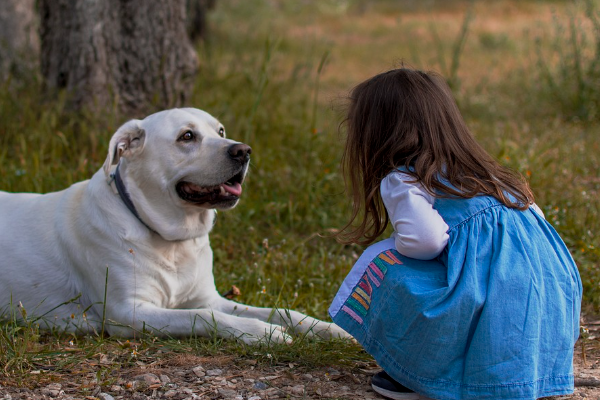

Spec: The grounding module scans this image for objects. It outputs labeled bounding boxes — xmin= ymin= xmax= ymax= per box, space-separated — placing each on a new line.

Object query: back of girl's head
xmin=339 ymin=67 xmax=534 ymax=244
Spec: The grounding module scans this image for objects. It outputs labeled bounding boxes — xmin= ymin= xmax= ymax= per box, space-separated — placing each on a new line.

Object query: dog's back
xmin=0 ymin=184 xmax=98 ymax=330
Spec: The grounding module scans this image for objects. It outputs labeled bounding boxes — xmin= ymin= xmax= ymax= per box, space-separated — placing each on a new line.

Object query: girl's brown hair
xmin=338 ymin=68 xmax=534 ymax=245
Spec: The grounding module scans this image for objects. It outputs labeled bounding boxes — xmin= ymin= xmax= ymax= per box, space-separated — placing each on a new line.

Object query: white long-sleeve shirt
xmin=381 ymin=172 xmax=449 ymax=260
xmin=380 ymin=171 xmax=545 ymax=261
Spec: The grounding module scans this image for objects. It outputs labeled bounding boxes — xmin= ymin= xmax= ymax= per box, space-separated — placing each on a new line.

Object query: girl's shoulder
xmin=434 ymin=194 xmax=502 ymax=224
xmin=381 ymin=170 xmax=436 ymax=205
xmin=384 ymin=169 xmax=544 ymax=232
xmin=434 ymin=194 xmax=544 ymax=235
xmin=383 ymin=168 xmax=414 ymax=183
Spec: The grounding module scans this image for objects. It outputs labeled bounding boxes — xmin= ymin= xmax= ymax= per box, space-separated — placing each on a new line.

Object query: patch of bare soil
xmin=1 ymin=319 xmax=599 ymax=400
xmin=2 ymin=350 xmax=598 ymax=400
xmin=550 ymin=314 xmax=600 ymax=400
xmin=0 ymin=353 xmax=380 ymax=400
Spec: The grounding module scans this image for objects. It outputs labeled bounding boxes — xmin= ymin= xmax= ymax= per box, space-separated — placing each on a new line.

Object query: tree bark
xmin=0 ymin=0 xmax=39 ymax=80
xmin=186 ymin=0 xmax=217 ymax=42
xmin=40 ymin=0 xmax=199 ymax=116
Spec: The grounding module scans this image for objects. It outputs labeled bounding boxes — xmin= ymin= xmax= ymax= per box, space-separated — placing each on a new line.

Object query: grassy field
xmin=1 ymin=0 xmax=600 ymax=387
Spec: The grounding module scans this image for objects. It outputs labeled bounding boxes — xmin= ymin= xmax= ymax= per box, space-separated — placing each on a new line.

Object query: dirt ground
xmin=1 ymin=320 xmax=599 ymax=400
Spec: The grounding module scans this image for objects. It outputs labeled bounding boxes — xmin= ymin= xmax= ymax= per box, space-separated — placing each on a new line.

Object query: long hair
xmin=338 ymin=68 xmax=534 ymax=245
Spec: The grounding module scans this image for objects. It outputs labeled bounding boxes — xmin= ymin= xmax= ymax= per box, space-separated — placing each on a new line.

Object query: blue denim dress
xmin=329 ymin=194 xmax=582 ymax=400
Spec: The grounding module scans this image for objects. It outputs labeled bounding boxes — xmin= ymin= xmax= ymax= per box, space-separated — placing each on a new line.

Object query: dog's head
xmin=103 ymin=108 xmax=251 ymax=240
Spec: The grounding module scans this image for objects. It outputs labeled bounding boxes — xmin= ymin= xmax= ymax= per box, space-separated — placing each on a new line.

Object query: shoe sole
xmin=371 ymin=383 xmax=420 ymax=400
xmin=371 ymin=383 xmax=435 ymax=400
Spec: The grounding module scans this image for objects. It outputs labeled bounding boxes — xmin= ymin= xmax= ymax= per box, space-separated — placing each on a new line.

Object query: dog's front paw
xmin=262 ymin=325 xmax=293 ymax=345
xmin=310 ymin=322 xmax=354 ymax=341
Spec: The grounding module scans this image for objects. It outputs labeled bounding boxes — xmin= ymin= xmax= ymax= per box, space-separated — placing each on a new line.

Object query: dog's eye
xmin=179 ymin=131 xmax=194 ymax=142
xmin=218 ymin=127 xmax=225 ymax=137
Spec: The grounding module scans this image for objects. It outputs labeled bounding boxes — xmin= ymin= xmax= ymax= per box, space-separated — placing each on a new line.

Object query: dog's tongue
xmin=222 ymin=182 xmax=242 ymax=196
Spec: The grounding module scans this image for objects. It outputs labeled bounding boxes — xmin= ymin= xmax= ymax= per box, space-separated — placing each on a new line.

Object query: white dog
xmin=0 ymin=108 xmax=348 ymax=344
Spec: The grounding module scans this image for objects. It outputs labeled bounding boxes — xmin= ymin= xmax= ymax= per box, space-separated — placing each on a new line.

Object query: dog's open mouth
xmin=176 ymin=170 xmax=245 ymax=205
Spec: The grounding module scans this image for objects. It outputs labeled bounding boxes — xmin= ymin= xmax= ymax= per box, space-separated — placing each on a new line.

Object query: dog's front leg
xmin=211 ymin=296 xmax=351 ymax=340
xmin=104 ymin=302 xmax=291 ymax=344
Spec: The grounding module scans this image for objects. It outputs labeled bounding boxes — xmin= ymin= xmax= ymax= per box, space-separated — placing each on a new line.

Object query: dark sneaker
xmin=371 ymin=371 xmax=434 ymax=400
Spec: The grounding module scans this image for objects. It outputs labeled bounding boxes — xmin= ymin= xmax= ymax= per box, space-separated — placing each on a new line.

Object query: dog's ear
xmin=103 ymin=119 xmax=146 ymax=177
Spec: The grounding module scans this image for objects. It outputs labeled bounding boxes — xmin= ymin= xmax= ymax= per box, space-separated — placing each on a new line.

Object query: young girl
xmin=329 ymin=68 xmax=582 ymax=400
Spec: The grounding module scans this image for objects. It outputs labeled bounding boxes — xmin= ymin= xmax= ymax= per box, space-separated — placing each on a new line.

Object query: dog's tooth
xmin=220 ymin=186 xmax=226 ymax=195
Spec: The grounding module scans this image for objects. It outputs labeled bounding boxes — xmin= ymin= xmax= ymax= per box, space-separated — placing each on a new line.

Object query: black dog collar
xmin=111 ymin=164 xmax=157 ymax=234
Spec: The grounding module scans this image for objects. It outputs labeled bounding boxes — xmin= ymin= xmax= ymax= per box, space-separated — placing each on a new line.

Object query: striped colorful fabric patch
xmin=341 ymin=249 xmax=402 ymax=324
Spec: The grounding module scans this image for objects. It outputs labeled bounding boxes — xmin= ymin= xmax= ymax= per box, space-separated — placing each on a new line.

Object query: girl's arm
xmin=381 ymin=172 xmax=449 ymax=260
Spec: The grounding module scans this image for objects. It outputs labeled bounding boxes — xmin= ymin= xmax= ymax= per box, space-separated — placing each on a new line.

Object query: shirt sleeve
xmin=380 ymin=172 xmax=449 ymax=260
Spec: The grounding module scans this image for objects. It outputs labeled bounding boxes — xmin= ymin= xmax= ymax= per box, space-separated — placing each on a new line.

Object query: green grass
xmin=1 ymin=0 xmax=600 ymax=384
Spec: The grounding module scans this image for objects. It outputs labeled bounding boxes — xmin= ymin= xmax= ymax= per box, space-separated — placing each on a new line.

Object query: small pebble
xmin=192 ymin=366 xmax=206 ymax=377
xmin=217 ymin=387 xmax=237 ymax=398
xmin=133 ymin=373 xmax=160 ymax=385
xmin=206 ymin=368 xmax=223 ymax=376
xmin=41 ymin=383 xmax=63 ymax=398
xmin=290 ymin=385 xmax=304 ymax=395
xmin=253 ymin=381 xmax=268 ymax=390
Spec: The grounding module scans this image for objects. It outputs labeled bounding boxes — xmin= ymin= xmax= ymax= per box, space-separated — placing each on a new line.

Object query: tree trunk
xmin=40 ymin=0 xmax=199 ymax=116
xmin=186 ymin=0 xmax=217 ymax=42
xmin=0 ymin=0 xmax=39 ymax=80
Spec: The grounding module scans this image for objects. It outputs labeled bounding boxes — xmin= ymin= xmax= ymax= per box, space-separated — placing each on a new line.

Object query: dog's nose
xmin=228 ymin=143 xmax=252 ymax=163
